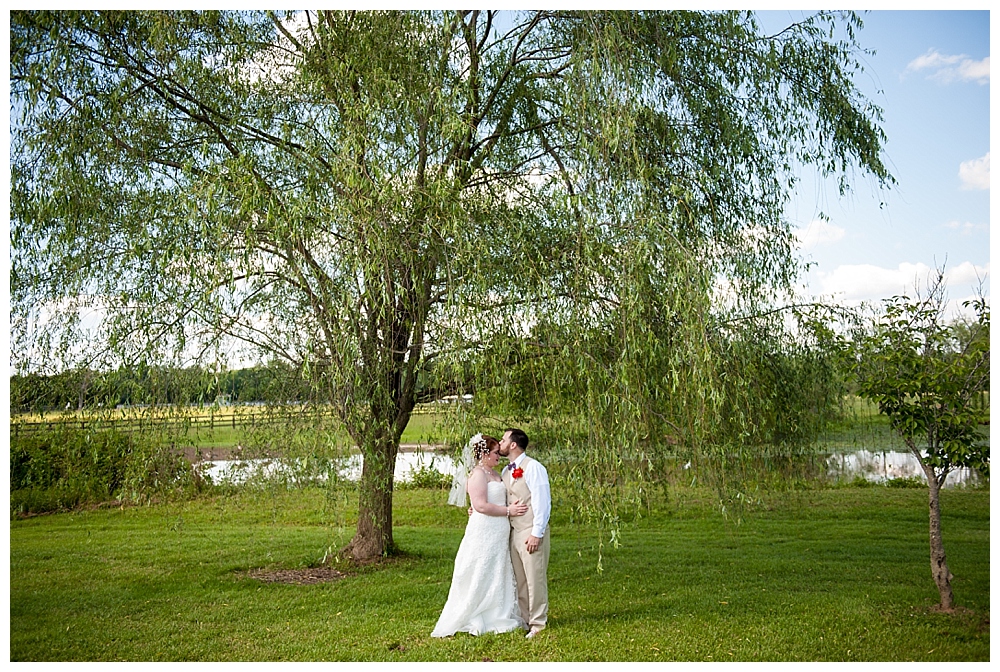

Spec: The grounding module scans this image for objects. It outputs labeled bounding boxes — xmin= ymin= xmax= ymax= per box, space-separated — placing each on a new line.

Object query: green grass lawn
xmin=9 ymin=484 xmax=989 ymax=661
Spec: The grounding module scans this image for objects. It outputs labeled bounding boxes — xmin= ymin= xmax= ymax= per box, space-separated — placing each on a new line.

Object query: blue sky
xmin=756 ymin=9 xmax=991 ymax=318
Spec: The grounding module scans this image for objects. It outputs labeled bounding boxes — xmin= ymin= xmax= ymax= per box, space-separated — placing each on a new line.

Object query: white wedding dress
xmin=431 ymin=481 xmax=525 ymax=637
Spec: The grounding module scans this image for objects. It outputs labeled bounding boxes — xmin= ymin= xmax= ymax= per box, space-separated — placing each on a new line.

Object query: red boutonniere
xmin=512 ymin=467 xmax=524 ymax=479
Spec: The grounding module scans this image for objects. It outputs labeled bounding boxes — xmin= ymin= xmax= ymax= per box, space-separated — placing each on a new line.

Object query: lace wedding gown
xmin=431 ymin=481 xmax=525 ymax=637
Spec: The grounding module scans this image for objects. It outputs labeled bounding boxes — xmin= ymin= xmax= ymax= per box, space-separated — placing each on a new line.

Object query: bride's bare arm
xmin=467 ymin=471 xmax=528 ymax=517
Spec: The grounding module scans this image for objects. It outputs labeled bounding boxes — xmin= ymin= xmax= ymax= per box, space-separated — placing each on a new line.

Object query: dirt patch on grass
xmin=922 ymin=604 xmax=988 ymax=630
xmin=926 ymin=604 xmax=976 ymax=616
xmin=248 ymin=567 xmax=347 ymax=585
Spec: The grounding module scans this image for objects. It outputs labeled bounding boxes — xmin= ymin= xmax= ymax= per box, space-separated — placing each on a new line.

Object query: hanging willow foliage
xmin=11 ymin=10 xmax=891 ymax=561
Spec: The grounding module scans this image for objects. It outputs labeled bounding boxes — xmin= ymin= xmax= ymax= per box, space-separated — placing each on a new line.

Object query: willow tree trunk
xmin=915 ymin=449 xmax=954 ymax=610
xmin=342 ymin=437 xmax=399 ymax=562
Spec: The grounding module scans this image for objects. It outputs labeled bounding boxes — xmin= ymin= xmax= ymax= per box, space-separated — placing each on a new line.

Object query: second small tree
xmin=854 ymin=273 xmax=989 ymax=610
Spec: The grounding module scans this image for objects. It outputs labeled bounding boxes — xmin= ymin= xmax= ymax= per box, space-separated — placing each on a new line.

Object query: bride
xmin=431 ymin=434 xmax=528 ymax=637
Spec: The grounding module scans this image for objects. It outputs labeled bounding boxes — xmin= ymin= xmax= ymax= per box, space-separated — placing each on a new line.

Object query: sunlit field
xmin=10 ymin=404 xmax=447 ymax=451
xmin=9 ymin=484 xmax=988 ymax=661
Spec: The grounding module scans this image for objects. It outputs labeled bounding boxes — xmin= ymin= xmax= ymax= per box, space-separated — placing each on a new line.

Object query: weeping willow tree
xmin=11 ymin=10 xmax=891 ymax=561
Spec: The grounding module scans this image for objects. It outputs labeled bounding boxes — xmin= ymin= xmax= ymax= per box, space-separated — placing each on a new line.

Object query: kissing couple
xmin=431 ymin=428 xmax=551 ymax=639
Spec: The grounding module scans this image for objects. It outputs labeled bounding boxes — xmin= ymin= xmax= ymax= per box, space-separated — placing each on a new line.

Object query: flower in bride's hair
xmin=468 ymin=433 xmax=489 ymax=460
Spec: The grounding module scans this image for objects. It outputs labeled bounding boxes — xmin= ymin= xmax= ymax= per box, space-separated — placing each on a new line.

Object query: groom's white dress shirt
xmin=508 ymin=454 xmax=551 ymax=539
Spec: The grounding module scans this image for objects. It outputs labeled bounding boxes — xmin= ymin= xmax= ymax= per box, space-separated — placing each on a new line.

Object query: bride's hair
xmin=473 ymin=435 xmax=499 ymax=461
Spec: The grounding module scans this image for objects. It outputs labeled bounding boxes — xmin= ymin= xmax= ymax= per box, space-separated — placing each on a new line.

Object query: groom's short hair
xmin=506 ymin=428 xmax=529 ymax=450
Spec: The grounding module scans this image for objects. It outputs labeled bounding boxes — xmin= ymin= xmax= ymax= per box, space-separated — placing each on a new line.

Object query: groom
xmin=499 ymin=428 xmax=551 ymax=639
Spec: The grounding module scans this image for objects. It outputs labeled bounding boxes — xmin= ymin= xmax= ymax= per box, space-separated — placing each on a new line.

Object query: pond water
xmin=200 ymin=449 xmax=459 ymax=485
xmin=200 ymin=448 xmax=984 ymax=488
xmin=825 ymin=450 xmax=982 ymax=487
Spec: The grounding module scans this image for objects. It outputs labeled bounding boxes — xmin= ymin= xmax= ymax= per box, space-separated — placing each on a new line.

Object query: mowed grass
xmin=9 ymin=484 xmax=989 ymax=661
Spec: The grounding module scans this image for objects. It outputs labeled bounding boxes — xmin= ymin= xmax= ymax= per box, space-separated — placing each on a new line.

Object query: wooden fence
xmin=10 ymin=412 xmax=271 ymax=437
xmin=9 ymin=403 xmax=441 ymax=437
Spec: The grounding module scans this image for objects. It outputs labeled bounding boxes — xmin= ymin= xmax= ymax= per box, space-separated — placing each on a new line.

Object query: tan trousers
xmin=509 ymin=525 xmax=550 ymax=629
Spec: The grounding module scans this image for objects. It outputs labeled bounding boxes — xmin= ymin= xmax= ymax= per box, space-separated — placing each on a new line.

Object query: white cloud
xmin=814 ymin=261 xmax=989 ymax=304
xmin=946 ymin=260 xmax=990 ymax=288
xmin=957 ymin=57 xmax=991 ymax=83
xmin=945 ymin=219 xmax=987 ymax=235
xmin=958 ymin=152 xmax=990 ymax=190
xmin=794 ymin=219 xmax=845 ymax=249
xmin=905 ymin=49 xmax=990 ymax=84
